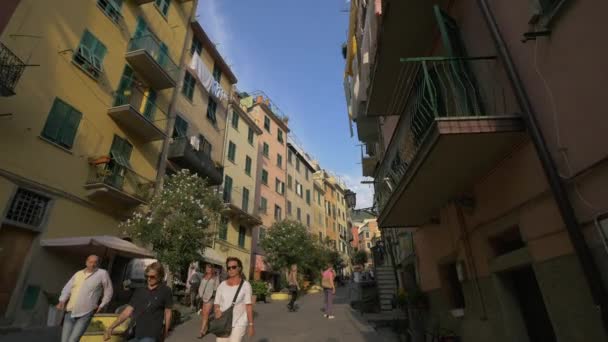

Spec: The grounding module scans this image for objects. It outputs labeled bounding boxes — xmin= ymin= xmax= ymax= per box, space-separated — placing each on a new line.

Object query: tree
xmin=260 ymin=220 xmax=315 ymax=273
xmin=120 ymin=169 xmax=224 ymax=274
xmin=353 ymin=250 xmax=369 ymax=266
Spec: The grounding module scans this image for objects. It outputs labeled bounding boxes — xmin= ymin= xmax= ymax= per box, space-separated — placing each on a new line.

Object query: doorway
xmin=0 ymin=225 xmax=36 ymax=315
xmin=504 ymin=266 xmax=557 ymax=342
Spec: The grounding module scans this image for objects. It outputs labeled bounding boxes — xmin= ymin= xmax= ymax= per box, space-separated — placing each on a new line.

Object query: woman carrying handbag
xmin=207 ymin=257 xmax=254 ymax=342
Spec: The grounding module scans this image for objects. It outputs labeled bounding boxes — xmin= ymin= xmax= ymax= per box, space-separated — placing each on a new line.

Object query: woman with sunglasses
xmin=213 ymin=257 xmax=254 ymax=341
xmin=104 ymin=262 xmax=173 ymax=341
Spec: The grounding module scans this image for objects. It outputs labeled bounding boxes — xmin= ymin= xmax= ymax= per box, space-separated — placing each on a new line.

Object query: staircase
xmin=375 ymin=261 xmax=397 ymax=311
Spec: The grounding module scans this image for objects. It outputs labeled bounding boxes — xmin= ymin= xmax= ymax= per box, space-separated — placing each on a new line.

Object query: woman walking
xmin=321 ymin=263 xmax=336 ymax=319
xmin=213 ymin=257 xmax=254 ymax=341
xmin=198 ymin=263 xmax=219 ymax=338
xmin=287 ymin=264 xmax=300 ymax=312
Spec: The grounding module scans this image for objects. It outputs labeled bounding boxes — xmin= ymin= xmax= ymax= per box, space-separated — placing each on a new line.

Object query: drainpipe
xmin=155 ymin=0 xmax=199 ymax=193
xmin=476 ymin=0 xmax=608 ymax=333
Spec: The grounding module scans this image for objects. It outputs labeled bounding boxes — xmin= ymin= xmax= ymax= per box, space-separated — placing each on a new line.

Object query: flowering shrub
xmin=121 ymin=169 xmax=224 ymax=273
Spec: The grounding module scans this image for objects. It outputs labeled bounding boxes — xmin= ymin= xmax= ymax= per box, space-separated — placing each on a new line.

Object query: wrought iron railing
xmin=127 ymin=35 xmax=179 ymax=81
xmin=0 ymin=43 xmax=26 ymax=96
xmin=374 ymin=56 xmax=520 ymax=212
xmin=112 ymin=86 xmax=168 ymax=132
xmin=87 ymin=158 xmax=154 ymax=202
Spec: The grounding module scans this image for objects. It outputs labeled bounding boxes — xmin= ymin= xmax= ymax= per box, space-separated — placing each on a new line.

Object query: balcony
xmin=133 ymin=0 xmax=154 ymax=4
xmin=125 ymin=35 xmax=178 ymax=90
xmin=376 ymin=57 xmax=525 ymax=228
xmin=84 ymin=158 xmax=154 ymax=206
xmin=361 ymin=142 xmax=378 ymax=177
xmin=108 ymin=89 xmax=167 ymax=142
xmin=168 ymin=137 xmax=223 ymax=185
xmin=0 ymin=43 xmax=26 ymax=96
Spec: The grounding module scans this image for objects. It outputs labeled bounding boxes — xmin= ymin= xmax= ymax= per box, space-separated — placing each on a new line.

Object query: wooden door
xmin=0 ymin=225 xmax=36 ymax=315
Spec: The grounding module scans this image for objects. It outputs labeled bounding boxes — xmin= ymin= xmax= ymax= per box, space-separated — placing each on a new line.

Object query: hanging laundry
xmin=189 ymin=51 xmax=227 ymax=103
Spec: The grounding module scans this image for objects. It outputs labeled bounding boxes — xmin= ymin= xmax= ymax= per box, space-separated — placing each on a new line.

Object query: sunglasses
xmin=227 ymin=265 xmax=239 ymax=270
xmin=145 ymin=274 xmax=158 ymax=280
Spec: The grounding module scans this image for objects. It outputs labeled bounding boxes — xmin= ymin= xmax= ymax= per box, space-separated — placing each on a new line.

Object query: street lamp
xmin=345 ymin=189 xmax=356 ymax=209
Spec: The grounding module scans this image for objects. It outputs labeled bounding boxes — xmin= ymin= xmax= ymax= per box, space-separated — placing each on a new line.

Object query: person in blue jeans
xmin=57 ymin=255 xmax=113 ymax=342
xmin=105 ymin=262 xmax=173 ymax=342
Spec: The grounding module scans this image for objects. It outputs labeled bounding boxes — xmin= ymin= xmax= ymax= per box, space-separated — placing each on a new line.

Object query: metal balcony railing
xmin=127 ymin=35 xmax=179 ymax=83
xmin=112 ymin=87 xmax=168 ymax=131
xmin=86 ymin=158 xmax=154 ymax=203
xmin=375 ymin=56 xmax=519 ymax=212
xmin=0 ymin=43 xmax=26 ymax=96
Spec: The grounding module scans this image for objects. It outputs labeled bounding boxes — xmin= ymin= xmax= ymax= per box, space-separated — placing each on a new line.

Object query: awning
xmin=202 ymin=246 xmax=225 ymax=266
xmin=40 ymin=235 xmax=154 ymax=258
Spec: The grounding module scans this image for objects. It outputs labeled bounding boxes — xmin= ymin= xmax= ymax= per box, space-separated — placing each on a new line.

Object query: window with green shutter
xmin=262 ymin=143 xmax=269 ymax=158
xmin=297 ymin=208 xmax=301 ymax=221
xmin=261 ymin=169 xmax=268 ymax=185
xmin=182 ymin=72 xmax=195 ymax=100
xmin=212 ymin=63 xmax=222 ymax=83
xmin=248 ymin=127 xmax=254 ymax=145
xmin=288 ymin=150 xmax=293 ymax=164
xmin=73 ymin=30 xmax=107 ymax=79
xmin=264 ymin=116 xmax=270 ymax=132
xmin=228 ymin=141 xmax=236 ymax=162
xmin=287 ymin=201 xmax=292 ymax=215
xmin=97 ymin=0 xmax=122 ymax=24
xmin=287 ymin=175 xmax=292 ymax=190
xmin=173 ymin=115 xmax=188 ymax=138
xmin=238 ymin=226 xmax=246 ymax=248
xmin=207 ymin=98 xmax=218 ymax=125
xmin=191 ymin=38 xmax=202 ymax=56
xmin=277 ymin=154 xmax=282 ymax=168
xmin=242 ymin=187 xmax=249 ymax=213
xmin=223 ymin=175 xmax=233 ymax=203
xmin=260 ymin=197 xmax=268 ymax=213
xmin=154 ymin=0 xmax=170 ymax=17
xmin=277 ymin=129 xmax=284 ymax=144
xmin=296 ymin=158 xmax=300 ymax=172
xmin=110 ymin=135 xmax=132 ymax=167
xmin=245 ymin=156 xmax=252 ymax=176
xmin=41 ymin=98 xmax=82 ymax=149
xmin=306 ymin=190 xmax=311 ymax=205
xmin=231 ymin=111 xmax=239 ymax=130
xmin=219 ymin=217 xmax=228 ymax=240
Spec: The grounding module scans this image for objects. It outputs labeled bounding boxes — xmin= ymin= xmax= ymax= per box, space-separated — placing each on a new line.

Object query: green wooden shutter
xmin=114 ymin=65 xmax=134 ymax=106
xmin=142 ymin=89 xmax=157 ymax=120
xmin=58 ymin=107 xmax=82 ymax=148
xmin=173 ymin=115 xmax=188 ymax=138
xmin=42 ymin=99 xmax=69 ymax=142
xmin=134 ymin=16 xmax=148 ymax=38
xmin=238 ymin=226 xmax=246 ymax=247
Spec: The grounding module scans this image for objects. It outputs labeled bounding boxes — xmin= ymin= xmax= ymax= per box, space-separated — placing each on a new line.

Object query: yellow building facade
xmin=286 ymin=143 xmax=314 ymax=232
xmin=312 ymin=175 xmax=327 ymax=242
xmin=0 ymin=0 xmax=196 ymax=325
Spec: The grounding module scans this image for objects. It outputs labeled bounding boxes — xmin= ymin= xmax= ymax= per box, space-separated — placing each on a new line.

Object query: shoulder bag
xmin=207 ymin=279 xmax=244 ymax=337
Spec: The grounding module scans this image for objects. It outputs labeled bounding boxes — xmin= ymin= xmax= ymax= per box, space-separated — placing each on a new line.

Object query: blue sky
xmin=197 ymin=0 xmax=374 ymax=209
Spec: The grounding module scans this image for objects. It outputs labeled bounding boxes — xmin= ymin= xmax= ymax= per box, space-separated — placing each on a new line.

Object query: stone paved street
xmin=168 ymin=287 xmax=399 ymax=342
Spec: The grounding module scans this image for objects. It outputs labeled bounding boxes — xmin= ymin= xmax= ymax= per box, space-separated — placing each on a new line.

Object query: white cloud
xmin=341 ymin=173 xmax=375 ymax=210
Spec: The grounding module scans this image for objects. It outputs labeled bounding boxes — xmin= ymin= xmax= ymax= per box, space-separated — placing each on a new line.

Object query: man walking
xmin=57 ymin=254 xmax=113 ymax=342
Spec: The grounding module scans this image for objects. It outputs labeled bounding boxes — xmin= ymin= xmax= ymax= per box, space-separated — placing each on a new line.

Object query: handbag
xmin=207 ymin=279 xmax=244 ymax=338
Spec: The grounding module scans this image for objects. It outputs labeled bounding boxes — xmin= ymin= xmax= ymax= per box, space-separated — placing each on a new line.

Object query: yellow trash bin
xmin=80 ymin=314 xmax=130 ymax=342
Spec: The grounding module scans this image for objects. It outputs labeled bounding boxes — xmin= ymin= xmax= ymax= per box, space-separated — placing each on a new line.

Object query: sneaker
xmin=328 ymin=315 xmax=335 ymax=319
xmin=323 ymin=314 xmax=328 ymax=318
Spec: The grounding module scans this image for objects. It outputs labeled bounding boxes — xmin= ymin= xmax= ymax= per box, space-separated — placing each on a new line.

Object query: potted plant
xmin=251 ymin=280 xmax=270 ymax=303
xmin=89 ymin=155 xmax=111 ymax=165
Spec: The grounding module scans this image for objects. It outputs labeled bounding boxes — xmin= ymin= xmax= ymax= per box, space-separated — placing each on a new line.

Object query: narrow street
xmin=169 ymin=287 xmax=398 ymax=342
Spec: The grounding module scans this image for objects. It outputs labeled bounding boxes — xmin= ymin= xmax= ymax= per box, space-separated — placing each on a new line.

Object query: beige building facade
xmin=286 ymin=143 xmax=314 ymax=232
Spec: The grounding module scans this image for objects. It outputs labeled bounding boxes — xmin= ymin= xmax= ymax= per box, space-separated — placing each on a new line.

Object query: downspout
xmin=155 ymin=0 xmax=199 ymax=193
xmin=476 ymin=0 xmax=608 ymax=333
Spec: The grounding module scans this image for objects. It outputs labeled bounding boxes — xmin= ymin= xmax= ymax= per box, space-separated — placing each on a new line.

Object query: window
xmin=261 ymin=169 xmax=269 ymax=185
xmin=277 ymin=154 xmax=283 ymax=168
xmin=262 ymin=143 xmax=269 ymax=158
xmin=306 ymin=190 xmax=311 ymax=205
xmin=275 ymin=178 xmax=284 ymax=195
xmin=242 ymin=187 xmax=249 ymax=213
xmin=227 ymin=141 xmax=236 ymax=162
xmin=259 ymin=227 xmax=267 ymax=242
xmin=245 ymin=156 xmax=252 ymax=176
xmin=296 ymin=158 xmax=300 ymax=172
xmin=41 ymin=98 xmax=82 ymax=149
xmin=207 ymin=98 xmax=218 ymax=125
xmin=212 ymin=63 xmax=222 ymax=83
xmin=97 ymin=0 xmax=122 ymax=24
xmin=288 ymin=150 xmax=293 ymax=164
xmin=238 ymin=226 xmax=246 ymax=248
xmin=191 ymin=37 xmax=202 ymax=55
xmin=260 ymin=197 xmax=268 ymax=213
xmin=173 ymin=115 xmax=188 ymax=138
xmin=306 ymin=214 xmax=311 ymax=227
xmin=305 ymin=168 xmax=309 ymax=180
xmin=199 ymin=134 xmax=212 ymax=156
xmin=223 ymin=175 xmax=233 ymax=203
xmin=297 ymin=208 xmax=301 ymax=221
xmin=296 ymin=182 xmax=302 ymax=197
xmin=277 ymin=129 xmax=284 ymax=144
xmin=274 ymin=205 xmax=282 ymax=221
xmin=287 ymin=175 xmax=293 ymax=190
xmin=5 ymin=188 xmax=50 ymax=228
xmin=182 ymin=72 xmax=195 ymax=100
xmin=287 ymin=201 xmax=292 ymax=215
xmin=333 ymin=205 xmax=337 ymax=219
xmin=366 ymin=232 xmax=370 ymax=238
xmin=264 ymin=116 xmax=270 ymax=132
xmin=74 ymin=30 xmax=106 ymax=79
xmin=231 ymin=111 xmax=239 ymax=130
xmin=218 ymin=217 xmax=228 ymax=240
xmin=248 ymin=127 xmax=254 ymax=145
xmin=154 ymin=0 xmax=170 ymax=16
xmin=317 ymin=190 xmax=322 ymax=205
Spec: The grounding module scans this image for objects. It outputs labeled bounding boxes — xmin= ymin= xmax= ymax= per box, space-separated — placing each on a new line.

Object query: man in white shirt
xmin=57 ymin=255 xmax=113 ymax=342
